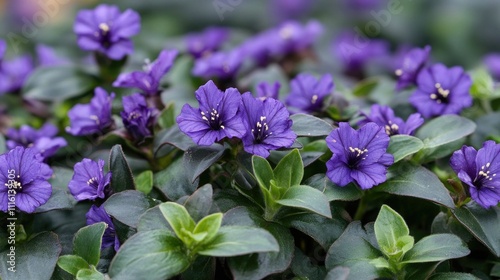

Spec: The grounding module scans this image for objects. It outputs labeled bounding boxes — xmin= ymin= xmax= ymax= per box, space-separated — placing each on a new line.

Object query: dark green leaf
xmin=451 ymin=203 xmax=500 ymax=257
xmin=402 ymin=234 xmax=469 ymax=264
xmin=387 ymin=135 xmax=424 ymax=163
xmin=35 ymin=167 xmax=76 ymax=213
xmin=22 ymin=66 xmax=99 ymax=101
xmin=57 ymin=255 xmax=89 ymax=276
xmin=291 ymin=114 xmax=334 ymax=137
xmin=108 ymin=230 xmax=190 ymax=280
xmin=135 ymin=170 xmax=154 ymax=195
xmin=137 ymin=205 xmax=173 ymax=232
xmin=415 ymin=115 xmax=476 ymax=162
xmin=428 ymin=272 xmax=478 ymax=280
xmin=0 ymin=232 xmax=61 ymax=280
xmin=198 ymin=226 xmax=279 ymax=257
xmin=276 ymin=185 xmax=331 ymax=218
xmin=180 ymin=256 xmax=215 ymax=280
xmin=291 ymin=247 xmax=327 ymax=280
xmin=109 ymin=145 xmax=135 ymax=192
xmin=183 ymin=184 xmax=214 ymax=222
xmin=375 ymin=162 xmax=455 ymax=208
xmin=273 ymin=149 xmax=303 ymax=188
xmin=353 ymin=77 xmax=378 ymax=97
xmin=154 ymin=125 xmax=194 ymax=157
xmin=154 ymin=157 xmax=198 ymax=201
xmin=305 ymin=174 xmax=363 ymax=202
xmin=103 ymin=190 xmax=157 ymax=228
xmin=470 ymin=113 xmax=500 ymax=148
xmin=374 ymin=205 xmax=413 ymax=258
xmin=325 ymin=266 xmax=350 ymax=280
xmin=73 ymin=223 xmax=107 ymax=266
xmin=183 ymin=144 xmax=227 ymax=183
xmin=252 ymin=155 xmax=275 ymax=190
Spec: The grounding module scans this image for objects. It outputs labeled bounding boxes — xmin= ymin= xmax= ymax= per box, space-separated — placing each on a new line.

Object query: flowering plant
xmin=1 ymin=1 xmax=500 ymax=280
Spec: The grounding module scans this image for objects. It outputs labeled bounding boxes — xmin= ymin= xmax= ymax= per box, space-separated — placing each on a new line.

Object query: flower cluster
xmin=120 ymin=93 xmax=159 ymax=142
xmin=6 ymin=123 xmax=67 ymax=160
xmin=358 ymin=105 xmax=424 ymax=136
xmin=177 ymin=81 xmax=296 ymax=157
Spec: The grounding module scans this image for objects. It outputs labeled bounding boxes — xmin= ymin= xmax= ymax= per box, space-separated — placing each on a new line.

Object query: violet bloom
xmin=73 ymin=4 xmax=141 ymax=60
xmin=450 ymin=141 xmax=500 ymax=208
xmin=185 ymin=27 xmax=229 ymax=59
xmin=36 ymin=45 xmax=69 ymax=67
xmin=358 ymin=105 xmax=424 ymax=136
xmin=0 ymin=147 xmax=52 ymax=213
xmin=240 ymin=93 xmax=296 ymax=158
xmin=271 ymin=0 xmax=312 ymax=22
xmin=6 ymin=123 xmax=67 ymax=159
xmin=192 ymin=49 xmax=243 ymax=80
xmin=68 ymin=158 xmax=111 ymax=201
xmin=256 ymin=81 xmax=280 ymax=100
xmin=177 ymin=81 xmax=245 ymax=146
xmin=483 ymin=54 xmax=500 ymax=81
xmin=286 ymin=73 xmax=334 ymax=113
xmin=66 ymin=87 xmax=115 ymax=136
xmin=120 ymin=93 xmax=159 ymax=142
xmin=86 ymin=205 xmax=120 ymax=251
xmin=0 ymin=40 xmax=33 ymax=94
xmin=409 ymin=63 xmax=472 ymax=118
xmin=113 ymin=49 xmax=178 ymax=96
xmin=326 ymin=122 xmax=394 ymax=189
xmin=333 ymin=32 xmax=390 ymax=76
xmin=394 ymin=45 xmax=431 ymax=90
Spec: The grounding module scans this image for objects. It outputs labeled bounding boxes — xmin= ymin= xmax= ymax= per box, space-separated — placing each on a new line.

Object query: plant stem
xmin=353 ymin=194 xmax=367 ymax=221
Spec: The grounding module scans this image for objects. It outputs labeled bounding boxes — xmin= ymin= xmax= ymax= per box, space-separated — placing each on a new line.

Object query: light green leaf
xmin=159 ymin=202 xmax=196 ymax=243
xmin=193 ymin=213 xmax=223 ymax=245
xmin=276 ymin=185 xmax=332 ymax=218
xmin=135 ymin=170 xmax=154 ymax=194
xmin=57 ymin=255 xmax=89 ymax=276
xmin=76 ymin=268 xmax=105 ymax=280
xmin=273 ymin=149 xmax=303 ymax=189
xmin=374 ymin=205 xmax=412 ymax=258
xmin=252 ymin=155 xmax=275 ymax=190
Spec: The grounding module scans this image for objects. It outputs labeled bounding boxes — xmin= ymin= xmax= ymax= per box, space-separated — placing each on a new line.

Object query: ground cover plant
xmin=1 ymin=0 xmax=500 ymax=279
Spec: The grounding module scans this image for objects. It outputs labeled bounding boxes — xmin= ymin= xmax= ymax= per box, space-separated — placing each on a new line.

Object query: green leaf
xmin=73 ymin=223 xmax=107 ymax=266
xmin=375 ymin=162 xmax=456 ymax=208
xmin=451 ymin=203 xmax=500 ymax=257
xmin=276 ymin=185 xmax=332 ymax=218
xmin=159 ymin=202 xmax=196 ymax=243
xmin=197 ymin=226 xmax=279 ymax=257
xmin=35 ymin=167 xmax=77 ymax=213
xmin=415 ymin=115 xmax=476 ymax=162
xmin=291 ymin=247 xmax=327 ymax=280
xmin=103 ymin=190 xmax=157 ymax=228
xmin=470 ymin=68 xmax=494 ymax=99
xmin=402 ymin=234 xmax=469 ymax=264
xmin=183 ymin=144 xmax=227 ymax=183
xmin=0 ymin=232 xmax=61 ymax=280
xmin=0 ymin=134 xmax=5 ymax=154
xmin=305 ymin=174 xmax=363 ymax=202
xmin=374 ymin=205 xmax=412 ymax=258
xmin=273 ymin=149 xmax=304 ymax=189
xmin=154 ymin=126 xmax=194 ymax=157
xmin=353 ymin=77 xmax=379 ymax=97
xmin=109 ymin=144 xmax=135 ymax=192
xmin=291 ymin=113 xmax=334 ymax=137
xmin=470 ymin=113 xmax=500 ymax=148
xmin=387 ymin=135 xmax=424 ymax=163
xmin=428 ymin=272 xmax=478 ymax=280
xmin=57 ymin=255 xmax=90 ymax=276
xmin=183 ymin=184 xmax=213 ymax=222
xmin=22 ymin=66 xmax=98 ymax=101
xmin=76 ymin=268 xmax=105 ymax=280
xmin=135 ymin=170 xmax=154 ymax=194
xmin=154 ymin=157 xmax=198 ymax=201
xmin=157 ymin=103 xmax=177 ymax=129
xmin=326 ymin=222 xmax=381 ymax=270
xmin=252 ymin=155 xmax=275 ymax=190
xmin=137 ymin=205 xmax=173 ymax=232
xmin=193 ymin=213 xmax=223 ymax=245
xmin=108 ymin=230 xmax=190 ymax=280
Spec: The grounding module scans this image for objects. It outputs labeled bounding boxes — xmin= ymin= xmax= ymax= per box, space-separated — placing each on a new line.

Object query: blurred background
xmin=1 ymin=0 xmax=500 ymax=70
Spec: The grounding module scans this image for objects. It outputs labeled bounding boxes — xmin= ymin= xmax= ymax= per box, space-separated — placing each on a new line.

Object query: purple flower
xmin=176 ymin=81 xmax=245 ymax=146
xmin=240 ymin=93 xmax=296 ymax=158
xmin=0 ymin=147 xmax=53 ymax=213
xmin=86 ymin=205 xmax=120 ymax=251
xmin=271 ymin=0 xmax=312 ymax=22
xmin=113 ymin=49 xmax=178 ymax=96
xmin=36 ymin=45 xmax=69 ymax=67
xmin=73 ymin=4 xmax=141 ymax=60
xmin=120 ymin=93 xmax=159 ymax=142
xmin=0 ymin=40 xmax=33 ymax=94
xmin=286 ymin=73 xmax=334 ymax=113
xmin=6 ymin=123 xmax=67 ymax=159
xmin=66 ymin=87 xmax=115 ymax=136
xmin=450 ymin=141 xmax=500 ymax=208
xmin=326 ymin=122 xmax=394 ymax=190
xmin=255 ymin=81 xmax=280 ymax=100
xmin=484 ymin=53 xmax=500 ymax=81
xmin=394 ymin=46 xmax=431 ymax=90
xmin=358 ymin=105 xmax=424 ymax=136
xmin=333 ymin=32 xmax=390 ymax=76
xmin=68 ymin=159 xmax=111 ymax=201
xmin=192 ymin=49 xmax=243 ymax=80
xmin=409 ymin=63 xmax=472 ymax=118
xmin=185 ymin=27 xmax=229 ymax=59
